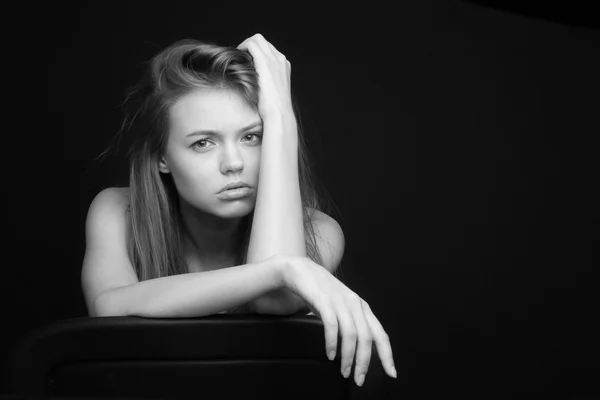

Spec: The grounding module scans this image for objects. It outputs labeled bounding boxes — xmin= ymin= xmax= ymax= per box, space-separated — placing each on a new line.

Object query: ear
xmin=158 ymin=156 xmax=171 ymax=174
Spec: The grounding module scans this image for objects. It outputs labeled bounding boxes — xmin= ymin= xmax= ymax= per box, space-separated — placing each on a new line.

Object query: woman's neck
xmin=178 ymin=200 xmax=244 ymax=262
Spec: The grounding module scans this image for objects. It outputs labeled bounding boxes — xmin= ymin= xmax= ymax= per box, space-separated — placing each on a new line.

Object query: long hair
xmin=104 ymin=38 xmax=340 ymax=282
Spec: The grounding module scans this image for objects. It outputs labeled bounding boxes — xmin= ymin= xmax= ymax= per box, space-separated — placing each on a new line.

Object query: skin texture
xmin=159 ymin=88 xmax=262 ymax=263
xmin=239 ymin=33 xmax=308 ymax=313
xmin=84 ymin=33 xmax=397 ymax=387
xmin=236 ymin=34 xmax=397 ymax=386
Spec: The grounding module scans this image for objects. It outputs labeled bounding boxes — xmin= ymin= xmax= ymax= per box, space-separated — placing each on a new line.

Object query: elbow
xmin=250 ymin=297 xmax=288 ymax=315
xmin=93 ymin=290 xmax=129 ymax=317
xmin=250 ymin=293 xmax=305 ymax=316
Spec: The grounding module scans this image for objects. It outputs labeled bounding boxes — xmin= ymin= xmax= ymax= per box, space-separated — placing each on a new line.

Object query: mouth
xmin=217 ymin=186 xmax=254 ymax=200
xmin=220 ymin=185 xmax=249 ymax=193
xmin=219 ymin=181 xmax=251 ymax=193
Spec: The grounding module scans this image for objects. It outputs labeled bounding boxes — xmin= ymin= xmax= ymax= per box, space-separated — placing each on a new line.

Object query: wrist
xmin=263 ymin=253 xmax=292 ymax=290
xmin=262 ymin=116 xmax=298 ymax=153
xmin=279 ymin=254 xmax=294 ymax=290
xmin=262 ymin=109 xmax=297 ymax=130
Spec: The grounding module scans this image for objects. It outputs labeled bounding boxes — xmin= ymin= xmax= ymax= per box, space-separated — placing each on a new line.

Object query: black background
xmin=2 ymin=1 xmax=598 ymax=398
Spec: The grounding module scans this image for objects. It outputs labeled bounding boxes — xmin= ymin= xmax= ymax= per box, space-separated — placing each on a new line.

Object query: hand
xmin=237 ymin=33 xmax=295 ymax=122
xmin=282 ymin=255 xmax=397 ymax=386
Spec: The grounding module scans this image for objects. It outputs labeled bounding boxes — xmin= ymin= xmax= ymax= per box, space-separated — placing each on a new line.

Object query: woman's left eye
xmin=243 ymin=133 xmax=262 ymax=143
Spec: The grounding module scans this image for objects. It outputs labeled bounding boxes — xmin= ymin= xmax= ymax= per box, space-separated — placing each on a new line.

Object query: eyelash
xmin=191 ymin=133 xmax=262 ymax=150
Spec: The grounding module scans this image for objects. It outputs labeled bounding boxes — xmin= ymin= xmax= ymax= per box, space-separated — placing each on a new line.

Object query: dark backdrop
xmin=2 ymin=1 xmax=598 ymax=398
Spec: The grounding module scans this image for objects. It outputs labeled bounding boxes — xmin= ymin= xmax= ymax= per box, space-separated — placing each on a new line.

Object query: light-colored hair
xmin=102 ymin=38 xmax=340 ymax=283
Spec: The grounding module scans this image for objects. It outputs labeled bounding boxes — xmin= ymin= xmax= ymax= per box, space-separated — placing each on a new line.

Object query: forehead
xmin=168 ymin=88 xmax=259 ymax=136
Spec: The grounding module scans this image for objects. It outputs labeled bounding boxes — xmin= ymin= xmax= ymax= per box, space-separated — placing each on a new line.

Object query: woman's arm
xmin=246 ymin=115 xmax=308 ymax=314
xmin=238 ymin=35 xmax=308 ymax=314
xmin=82 ymin=187 xmax=289 ymax=318
xmin=95 ymin=255 xmax=288 ymax=318
xmin=246 ymin=116 xmax=304 ymax=261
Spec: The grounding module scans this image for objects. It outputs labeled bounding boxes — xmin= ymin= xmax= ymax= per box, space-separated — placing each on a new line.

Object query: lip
xmin=218 ymin=180 xmax=251 ymax=193
xmin=217 ymin=187 xmax=254 ymax=200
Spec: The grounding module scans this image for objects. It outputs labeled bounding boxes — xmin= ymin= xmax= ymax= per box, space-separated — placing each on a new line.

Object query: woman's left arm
xmin=238 ymin=34 xmax=340 ymax=314
xmin=247 ymin=116 xmax=307 ymax=314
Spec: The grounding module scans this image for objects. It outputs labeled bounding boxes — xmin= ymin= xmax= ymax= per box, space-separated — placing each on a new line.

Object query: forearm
xmin=246 ymin=114 xmax=307 ymax=314
xmin=247 ymin=114 xmax=305 ymax=259
xmin=94 ymin=256 xmax=287 ymax=318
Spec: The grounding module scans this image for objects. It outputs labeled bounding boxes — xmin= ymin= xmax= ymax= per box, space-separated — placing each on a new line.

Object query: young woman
xmin=81 ymin=33 xmax=396 ymax=387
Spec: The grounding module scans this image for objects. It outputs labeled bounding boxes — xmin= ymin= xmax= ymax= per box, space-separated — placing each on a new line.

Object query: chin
xmin=214 ymin=202 xmax=255 ymax=219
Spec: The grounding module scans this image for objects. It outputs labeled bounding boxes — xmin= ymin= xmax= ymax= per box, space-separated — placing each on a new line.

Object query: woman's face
xmin=159 ymin=88 xmax=262 ymax=218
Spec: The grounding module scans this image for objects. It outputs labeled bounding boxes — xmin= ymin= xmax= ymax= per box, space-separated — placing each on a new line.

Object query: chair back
xmin=9 ymin=314 xmax=350 ymax=399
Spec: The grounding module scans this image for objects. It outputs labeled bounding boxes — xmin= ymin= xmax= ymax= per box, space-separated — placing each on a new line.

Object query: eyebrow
xmin=185 ymin=121 xmax=263 ymax=138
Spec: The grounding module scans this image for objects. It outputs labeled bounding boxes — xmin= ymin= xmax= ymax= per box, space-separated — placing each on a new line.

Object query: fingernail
xmin=328 ymin=351 xmax=335 ymax=361
xmin=357 ymin=374 xmax=365 ymax=387
xmin=343 ymin=366 xmax=351 ymax=378
xmin=392 ymin=367 xmax=397 ymax=378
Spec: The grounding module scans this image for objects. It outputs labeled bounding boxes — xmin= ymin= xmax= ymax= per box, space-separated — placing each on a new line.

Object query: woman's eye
xmin=192 ymin=134 xmax=261 ymax=150
xmin=243 ymin=133 xmax=262 ymax=143
xmin=192 ymin=139 xmax=213 ymax=149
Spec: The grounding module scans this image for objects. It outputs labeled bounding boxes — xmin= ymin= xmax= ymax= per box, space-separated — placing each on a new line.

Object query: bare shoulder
xmin=85 ymin=187 xmax=131 ymax=221
xmin=305 ymin=207 xmax=345 ymax=273
xmin=83 ymin=186 xmax=137 ymax=316
xmin=307 ymin=207 xmax=337 ymax=224
xmin=84 ymin=186 xmax=132 ymax=255
xmin=306 ymin=207 xmax=343 ymax=235
xmin=89 ymin=186 xmax=130 ymax=208
xmin=84 ymin=185 xmax=134 ymax=256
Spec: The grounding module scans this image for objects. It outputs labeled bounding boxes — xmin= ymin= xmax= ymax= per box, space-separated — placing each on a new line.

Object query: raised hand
xmin=281 ymin=255 xmax=397 ymax=386
xmin=237 ymin=33 xmax=294 ymax=122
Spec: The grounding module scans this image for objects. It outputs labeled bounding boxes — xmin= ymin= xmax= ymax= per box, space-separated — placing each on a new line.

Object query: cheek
xmin=248 ymin=149 xmax=261 ymax=174
xmin=167 ymin=155 xmax=210 ymax=192
xmin=171 ymin=168 xmax=215 ymax=208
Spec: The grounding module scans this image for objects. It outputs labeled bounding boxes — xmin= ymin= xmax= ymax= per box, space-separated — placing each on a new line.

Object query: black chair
xmin=9 ymin=314 xmax=353 ymax=400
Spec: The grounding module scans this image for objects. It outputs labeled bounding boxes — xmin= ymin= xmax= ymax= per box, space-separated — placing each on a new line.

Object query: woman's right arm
xmin=96 ymin=257 xmax=285 ymax=318
xmin=82 ymin=189 xmax=397 ymax=384
xmin=81 ymin=188 xmax=287 ymax=318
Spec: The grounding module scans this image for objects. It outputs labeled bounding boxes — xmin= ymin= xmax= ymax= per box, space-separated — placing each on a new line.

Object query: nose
xmin=220 ymin=144 xmax=244 ymax=174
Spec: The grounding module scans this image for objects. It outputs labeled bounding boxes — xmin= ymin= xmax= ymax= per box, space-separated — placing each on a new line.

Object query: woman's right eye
xmin=191 ymin=139 xmax=213 ymax=150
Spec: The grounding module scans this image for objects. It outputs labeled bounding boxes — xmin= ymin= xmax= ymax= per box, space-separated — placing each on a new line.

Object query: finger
xmin=237 ymin=38 xmax=258 ymax=54
xmin=236 ymin=37 xmax=251 ymax=50
xmin=316 ymin=296 xmax=338 ymax=362
xmin=250 ymin=33 xmax=289 ymax=65
xmin=362 ymin=301 xmax=397 ymax=378
xmin=248 ymin=33 xmax=277 ymax=59
xmin=263 ymin=39 xmax=287 ymax=62
xmin=350 ymin=298 xmax=373 ymax=387
xmin=332 ymin=293 xmax=357 ymax=379
xmin=236 ymin=40 xmax=266 ymax=68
